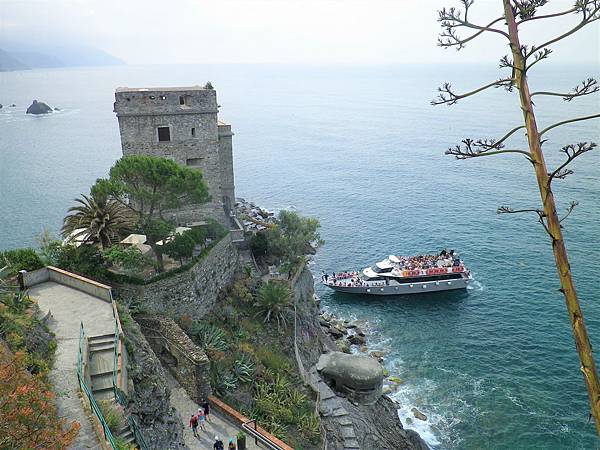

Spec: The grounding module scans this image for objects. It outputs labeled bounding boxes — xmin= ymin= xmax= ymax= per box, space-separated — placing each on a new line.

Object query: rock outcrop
xmin=291 ymin=267 xmax=429 ymax=450
xmin=316 ymin=352 xmax=383 ymax=405
xmin=26 ymin=100 xmax=52 ymax=114
xmin=122 ymin=313 xmax=187 ymax=449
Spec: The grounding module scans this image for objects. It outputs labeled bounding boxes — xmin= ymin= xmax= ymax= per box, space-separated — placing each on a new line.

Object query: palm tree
xmin=62 ymin=193 xmax=136 ymax=249
xmin=254 ymin=281 xmax=291 ymax=330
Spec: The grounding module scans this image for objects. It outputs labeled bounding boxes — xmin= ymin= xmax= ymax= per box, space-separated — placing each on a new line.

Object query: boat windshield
xmin=371 ymin=266 xmax=392 ymax=273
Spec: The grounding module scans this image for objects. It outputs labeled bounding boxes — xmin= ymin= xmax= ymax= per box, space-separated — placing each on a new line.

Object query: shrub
xmin=255 ymin=347 xmax=292 ymax=374
xmin=98 ymin=400 xmax=125 ymax=433
xmin=210 ymin=365 xmax=237 ymax=396
xmin=163 ymin=232 xmax=196 ymax=264
xmin=102 ymin=245 xmax=150 ymax=275
xmin=44 ymin=242 xmax=106 ymax=278
xmin=0 ymin=248 xmax=44 ymax=274
xmin=298 ymin=413 xmax=320 ymax=443
xmin=0 ymin=348 xmax=80 ymax=449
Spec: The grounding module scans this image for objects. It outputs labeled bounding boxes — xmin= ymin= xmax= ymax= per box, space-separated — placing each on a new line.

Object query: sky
xmin=0 ymin=0 xmax=598 ymax=65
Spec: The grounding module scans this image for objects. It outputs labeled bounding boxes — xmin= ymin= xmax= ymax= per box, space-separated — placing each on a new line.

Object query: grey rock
xmin=26 ymin=99 xmax=53 ymax=114
xmin=411 ymin=408 xmax=428 ymax=422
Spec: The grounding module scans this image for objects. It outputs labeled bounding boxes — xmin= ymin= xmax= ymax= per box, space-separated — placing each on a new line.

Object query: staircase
xmin=89 ymin=333 xmax=119 ymax=401
xmin=87 ymin=332 xmax=139 ymax=448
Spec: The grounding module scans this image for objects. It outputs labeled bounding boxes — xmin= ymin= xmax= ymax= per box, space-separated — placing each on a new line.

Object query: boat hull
xmin=324 ymin=277 xmax=470 ymax=295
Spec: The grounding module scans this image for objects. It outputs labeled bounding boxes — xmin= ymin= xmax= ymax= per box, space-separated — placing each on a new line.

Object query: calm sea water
xmin=1 ymin=63 xmax=599 ymax=449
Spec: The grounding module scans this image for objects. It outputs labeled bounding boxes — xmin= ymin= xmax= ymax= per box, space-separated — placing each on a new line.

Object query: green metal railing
xmin=128 ymin=416 xmax=149 ymax=450
xmin=77 ymin=322 xmax=118 ymax=449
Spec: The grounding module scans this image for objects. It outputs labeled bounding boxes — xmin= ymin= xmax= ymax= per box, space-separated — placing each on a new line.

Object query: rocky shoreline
xmin=317 ymin=308 xmax=429 ymax=424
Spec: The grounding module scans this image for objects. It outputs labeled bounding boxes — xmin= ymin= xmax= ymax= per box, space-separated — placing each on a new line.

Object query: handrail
xmin=128 ymin=415 xmax=149 ymax=450
xmin=77 ymin=322 xmax=118 ymax=449
xmin=241 ymin=419 xmax=286 ymax=450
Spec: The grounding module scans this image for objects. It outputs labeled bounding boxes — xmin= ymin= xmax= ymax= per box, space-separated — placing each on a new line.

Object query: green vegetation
xmin=0 ymin=248 xmax=44 ymax=275
xmin=61 ymin=192 xmax=136 ymax=249
xmin=254 ymin=281 xmax=291 ymax=330
xmin=0 ymin=267 xmax=55 ymax=376
xmin=102 ymin=246 xmax=150 ymax=275
xmin=163 ymin=231 xmax=195 ymax=264
xmin=183 ymin=273 xmax=319 ymax=447
xmin=93 ymin=155 xmax=210 ymax=271
xmin=98 ymin=400 xmax=125 ymax=433
xmin=250 ymin=210 xmax=322 ymax=276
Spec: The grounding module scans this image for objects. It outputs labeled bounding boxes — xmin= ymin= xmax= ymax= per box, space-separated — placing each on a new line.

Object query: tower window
xmin=157 ymin=126 xmax=171 ymax=142
xmin=179 ymin=95 xmax=190 ymax=106
xmin=191 ymin=127 xmax=196 ymax=137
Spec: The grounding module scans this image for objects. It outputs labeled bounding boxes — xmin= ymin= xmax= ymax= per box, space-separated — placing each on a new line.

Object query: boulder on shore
xmin=26 ymin=100 xmax=53 ymax=114
xmin=411 ymin=407 xmax=428 ymax=421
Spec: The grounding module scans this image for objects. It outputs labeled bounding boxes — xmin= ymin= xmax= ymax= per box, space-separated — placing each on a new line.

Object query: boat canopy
xmin=389 ymin=255 xmax=401 ymax=263
xmin=375 ymin=259 xmax=394 ymax=269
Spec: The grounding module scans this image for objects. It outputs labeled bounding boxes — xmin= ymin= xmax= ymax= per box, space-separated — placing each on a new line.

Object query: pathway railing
xmin=77 ymin=322 xmax=118 ymax=449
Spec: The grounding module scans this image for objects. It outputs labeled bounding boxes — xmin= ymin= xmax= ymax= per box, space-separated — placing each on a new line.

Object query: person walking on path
xmin=202 ymin=400 xmax=211 ymax=422
xmin=189 ymin=413 xmax=199 ymax=438
xmin=228 ymin=438 xmax=237 ymax=450
xmin=213 ymin=436 xmax=224 ymax=450
xmin=197 ymin=408 xmax=207 ymax=431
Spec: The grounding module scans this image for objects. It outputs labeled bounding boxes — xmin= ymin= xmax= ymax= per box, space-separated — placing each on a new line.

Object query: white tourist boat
xmin=322 ymin=252 xmax=472 ymax=296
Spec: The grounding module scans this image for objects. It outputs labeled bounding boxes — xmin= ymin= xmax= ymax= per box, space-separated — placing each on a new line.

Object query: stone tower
xmin=113 ymin=85 xmax=235 ymax=226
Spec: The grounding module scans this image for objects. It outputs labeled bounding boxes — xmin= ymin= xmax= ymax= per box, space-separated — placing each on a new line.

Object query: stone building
xmin=113 ymin=85 xmax=235 ymax=226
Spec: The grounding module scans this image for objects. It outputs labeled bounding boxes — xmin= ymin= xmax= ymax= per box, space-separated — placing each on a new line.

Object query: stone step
xmin=118 ymin=428 xmax=134 ymax=442
xmin=332 ymin=407 xmax=348 ymax=417
xmin=340 ymin=424 xmax=356 ymax=439
xmin=343 ymin=440 xmax=360 ymax=450
xmin=336 ymin=415 xmax=353 ymax=426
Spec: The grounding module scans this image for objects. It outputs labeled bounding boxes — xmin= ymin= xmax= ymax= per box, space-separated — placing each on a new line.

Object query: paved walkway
xmin=164 ymin=371 xmax=263 ymax=450
xmin=31 ymin=281 xmax=115 ymax=449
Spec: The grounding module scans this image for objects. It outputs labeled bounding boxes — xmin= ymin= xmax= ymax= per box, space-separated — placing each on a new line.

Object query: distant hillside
xmin=0 ymin=43 xmax=125 ymax=72
xmin=0 ymin=48 xmax=29 ymax=71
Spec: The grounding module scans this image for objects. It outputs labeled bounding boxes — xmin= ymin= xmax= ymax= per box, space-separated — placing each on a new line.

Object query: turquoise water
xmin=1 ymin=64 xmax=599 ymax=449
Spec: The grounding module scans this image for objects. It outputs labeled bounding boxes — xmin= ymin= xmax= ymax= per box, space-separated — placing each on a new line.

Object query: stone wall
xmin=121 ymin=312 xmax=187 ymax=450
xmin=115 ymin=235 xmax=239 ymax=320
xmin=136 ymin=315 xmax=211 ymax=403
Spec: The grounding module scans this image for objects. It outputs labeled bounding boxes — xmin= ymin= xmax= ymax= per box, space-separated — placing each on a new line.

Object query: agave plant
xmin=254 ymin=281 xmax=291 ymax=330
xmin=232 ymin=354 xmax=256 ymax=383
xmin=190 ymin=322 xmax=228 ymax=355
xmin=62 ymin=193 xmax=136 ymax=249
xmin=210 ymin=366 xmax=237 ymax=396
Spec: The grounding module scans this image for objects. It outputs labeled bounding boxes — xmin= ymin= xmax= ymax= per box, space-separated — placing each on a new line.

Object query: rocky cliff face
xmin=292 ymin=267 xmax=429 ymax=450
xmin=122 ymin=315 xmax=187 ymax=450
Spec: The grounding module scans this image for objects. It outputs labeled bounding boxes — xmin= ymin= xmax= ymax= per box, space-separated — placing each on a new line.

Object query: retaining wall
xmin=136 ymin=315 xmax=211 ymax=403
xmin=20 ymin=266 xmax=112 ymax=302
xmin=115 ymin=235 xmax=239 ymax=319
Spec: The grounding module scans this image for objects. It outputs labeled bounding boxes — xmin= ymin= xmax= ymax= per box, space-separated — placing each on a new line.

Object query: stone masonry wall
xmin=115 ymin=235 xmax=239 ymax=320
xmin=136 ymin=315 xmax=211 ymax=403
xmin=114 ymin=86 xmax=234 ymax=226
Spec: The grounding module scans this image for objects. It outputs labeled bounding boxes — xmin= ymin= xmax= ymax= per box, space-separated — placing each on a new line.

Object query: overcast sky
xmin=1 ymin=0 xmax=598 ymax=65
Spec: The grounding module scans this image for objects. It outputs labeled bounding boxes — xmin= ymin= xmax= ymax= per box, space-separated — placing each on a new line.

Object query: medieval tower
xmin=113 ymin=85 xmax=235 ymax=226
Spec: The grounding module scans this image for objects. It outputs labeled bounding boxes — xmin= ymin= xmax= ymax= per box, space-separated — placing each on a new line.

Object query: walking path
xmin=31 ymin=281 xmax=115 ymax=449
xmin=164 ymin=371 xmax=264 ymax=450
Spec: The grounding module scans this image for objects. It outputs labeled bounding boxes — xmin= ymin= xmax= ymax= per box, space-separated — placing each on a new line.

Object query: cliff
xmin=292 ymin=267 xmax=429 ymax=450
xmin=121 ymin=312 xmax=187 ymax=449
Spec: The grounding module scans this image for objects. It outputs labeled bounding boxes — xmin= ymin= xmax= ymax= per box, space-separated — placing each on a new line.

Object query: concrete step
xmin=89 ymin=342 xmax=116 ymax=353
xmin=340 ymin=424 xmax=356 ymax=439
xmin=88 ymin=333 xmax=115 ymax=342
xmin=118 ymin=429 xmax=134 ymax=442
xmin=91 ymin=373 xmax=114 ymax=392
xmin=93 ymin=387 xmax=114 ymax=402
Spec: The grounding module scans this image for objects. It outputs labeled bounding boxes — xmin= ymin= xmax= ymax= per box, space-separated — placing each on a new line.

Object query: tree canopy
xmin=93 ymin=155 xmax=210 ymax=224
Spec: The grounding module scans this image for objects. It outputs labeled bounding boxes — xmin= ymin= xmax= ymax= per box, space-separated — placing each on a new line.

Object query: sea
xmin=1 ymin=63 xmax=599 ymax=449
